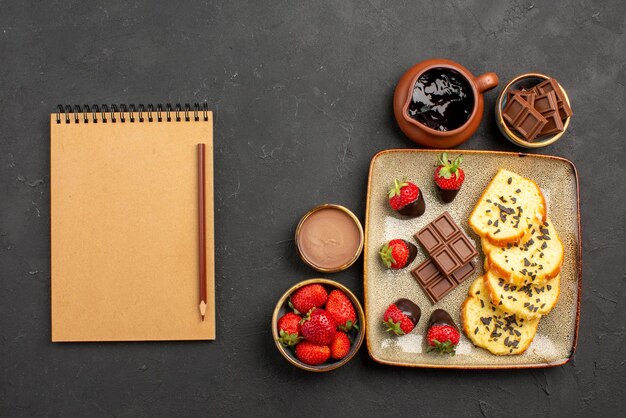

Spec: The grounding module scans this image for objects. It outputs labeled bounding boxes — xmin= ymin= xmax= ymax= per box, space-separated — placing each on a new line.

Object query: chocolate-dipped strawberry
xmin=426 ymin=308 xmax=460 ymax=355
xmin=434 ymin=153 xmax=465 ymax=203
xmin=383 ymin=298 xmax=421 ymax=335
xmin=379 ymin=239 xmax=417 ymax=270
xmin=388 ymin=179 xmax=425 ymax=217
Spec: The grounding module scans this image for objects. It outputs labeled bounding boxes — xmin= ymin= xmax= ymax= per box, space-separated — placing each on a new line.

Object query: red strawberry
xmin=383 ymin=299 xmax=421 ymax=335
xmin=379 ymin=239 xmax=417 ymax=269
xmin=426 ymin=309 xmax=460 ymax=355
xmin=300 ymin=309 xmax=337 ymax=346
xmin=295 ymin=341 xmax=331 ymax=365
xmin=277 ymin=312 xmax=302 ymax=347
xmin=289 ymin=284 xmax=328 ymax=314
xmin=330 ymin=332 xmax=351 ymax=360
xmin=325 ymin=290 xmax=358 ymax=331
xmin=434 ymin=153 xmax=465 ymax=203
xmin=388 ymin=179 xmax=425 ymax=217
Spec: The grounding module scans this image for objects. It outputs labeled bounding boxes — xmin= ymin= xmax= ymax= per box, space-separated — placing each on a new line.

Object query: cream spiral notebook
xmin=50 ymin=104 xmax=215 ymax=341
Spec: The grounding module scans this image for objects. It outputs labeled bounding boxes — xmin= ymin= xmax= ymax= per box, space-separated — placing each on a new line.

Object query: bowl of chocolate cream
xmin=295 ymin=204 xmax=364 ymax=273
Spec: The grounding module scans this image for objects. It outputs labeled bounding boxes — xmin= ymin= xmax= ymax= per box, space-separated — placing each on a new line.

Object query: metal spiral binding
xmin=55 ymin=103 xmax=210 ymax=124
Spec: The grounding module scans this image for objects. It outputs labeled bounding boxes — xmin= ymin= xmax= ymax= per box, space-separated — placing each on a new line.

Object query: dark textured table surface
xmin=1 ymin=1 xmax=625 ymax=416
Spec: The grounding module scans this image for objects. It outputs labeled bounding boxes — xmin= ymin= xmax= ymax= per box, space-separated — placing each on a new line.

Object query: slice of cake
xmin=469 ymin=169 xmax=546 ymax=246
xmin=484 ymin=270 xmax=560 ymax=320
xmin=486 ymin=217 xmax=563 ymax=286
xmin=462 ymin=277 xmax=540 ymax=355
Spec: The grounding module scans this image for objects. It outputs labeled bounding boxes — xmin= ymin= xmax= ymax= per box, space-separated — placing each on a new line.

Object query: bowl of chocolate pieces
xmin=495 ymin=73 xmax=573 ymax=148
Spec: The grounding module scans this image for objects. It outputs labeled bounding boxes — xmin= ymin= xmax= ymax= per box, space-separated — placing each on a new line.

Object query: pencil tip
xmin=201 ymin=315 xmax=205 ymax=321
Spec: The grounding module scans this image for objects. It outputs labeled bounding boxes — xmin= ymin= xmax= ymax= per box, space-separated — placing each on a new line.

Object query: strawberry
xmin=277 ymin=312 xmax=302 ymax=347
xmin=388 ymin=179 xmax=425 ymax=217
xmin=426 ymin=309 xmax=460 ymax=355
xmin=300 ymin=309 xmax=337 ymax=346
xmin=295 ymin=341 xmax=331 ymax=365
xmin=383 ymin=299 xmax=421 ymax=335
xmin=289 ymin=284 xmax=328 ymax=314
xmin=427 ymin=326 xmax=460 ymax=355
xmin=325 ymin=290 xmax=358 ymax=331
xmin=330 ymin=332 xmax=351 ymax=360
xmin=434 ymin=153 xmax=465 ymax=203
xmin=379 ymin=239 xmax=417 ymax=269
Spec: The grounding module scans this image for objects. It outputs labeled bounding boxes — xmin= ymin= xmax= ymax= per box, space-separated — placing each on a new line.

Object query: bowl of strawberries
xmin=272 ymin=278 xmax=365 ymax=372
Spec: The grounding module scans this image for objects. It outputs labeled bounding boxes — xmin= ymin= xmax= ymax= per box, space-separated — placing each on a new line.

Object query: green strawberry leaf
xmin=278 ymin=330 xmax=302 ymax=347
xmin=383 ymin=319 xmax=405 ymax=336
xmin=287 ymin=298 xmax=301 ymax=315
xmin=379 ymin=244 xmax=396 ymax=268
xmin=299 ymin=308 xmax=315 ymax=324
xmin=436 ymin=153 xmax=463 ymax=179
xmin=426 ymin=339 xmax=457 ymax=355
xmin=388 ymin=178 xmax=408 ymax=198
xmin=338 ymin=320 xmax=359 ymax=332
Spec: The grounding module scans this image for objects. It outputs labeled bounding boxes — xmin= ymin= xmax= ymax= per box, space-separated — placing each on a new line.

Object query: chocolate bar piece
xmin=535 ymin=78 xmax=566 ymax=103
xmin=506 ymin=90 xmax=515 ymax=104
xmin=507 ymin=90 xmax=536 ymax=107
xmin=411 ymin=258 xmax=476 ymax=304
xmin=514 ymin=90 xmax=536 ymax=107
xmin=557 ymin=99 xmax=573 ymax=120
xmin=503 ymin=91 xmax=547 ymax=139
xmin=540 ymin=111 xmax=565 ymax=136
xmin=415 ymin=212 xmax=478 ymax=276
xmin=534 ymin=78 xmax=572 ymax=123
xmin=513 ymin=106 xmax=548 ymax=141
xmin=502 ymin=94 xmax=531 ymax=126
xmin=534 ymin=91 xmax=558 ymax=115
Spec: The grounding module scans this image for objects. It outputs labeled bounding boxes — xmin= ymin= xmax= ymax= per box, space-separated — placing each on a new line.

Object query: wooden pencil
xmin=198 ymin=143 xmax=207 ymax=321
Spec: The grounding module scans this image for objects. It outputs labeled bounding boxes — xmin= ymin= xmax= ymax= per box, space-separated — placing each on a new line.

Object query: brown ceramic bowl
xmin=271 ymin=278 xmax=365 ymax=372
xmin=393 ymin=58 xmax=498 ymax=148
xmin=496 ymin=73 xmax=572 ymax=148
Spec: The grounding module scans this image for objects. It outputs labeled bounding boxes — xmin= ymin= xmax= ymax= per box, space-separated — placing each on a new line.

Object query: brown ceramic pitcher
xmin=393 ymin=58 xmax=498 ymax=148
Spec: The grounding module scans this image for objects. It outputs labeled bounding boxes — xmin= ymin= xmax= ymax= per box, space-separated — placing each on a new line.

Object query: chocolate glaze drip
xmin=402 ymin=240 xmax=418 ymax=266
xmin=398 ymin=191 xmax=426 ymax=217
xmin=436 ymin=187 xmax=460 ymax=204
xmin=428 ymin=308 xmax=458 ymax=330
xmin=395 ymin=298 xmax=421 ymax=326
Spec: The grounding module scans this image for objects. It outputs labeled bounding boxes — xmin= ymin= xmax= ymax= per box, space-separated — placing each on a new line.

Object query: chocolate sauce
xmin=428 ymin=308 xmax=458 ymax=330
xmin=395 ymin=298 xmax=421 ymax=326
xmin=407 ymin=68 xmax=474 ymax=131
xmin=398 ymin=191 xmax=426 ymax=217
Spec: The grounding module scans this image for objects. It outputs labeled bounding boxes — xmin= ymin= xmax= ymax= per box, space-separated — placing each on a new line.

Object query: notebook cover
xmin=50 ymin=111 xmax=215 ymax=341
